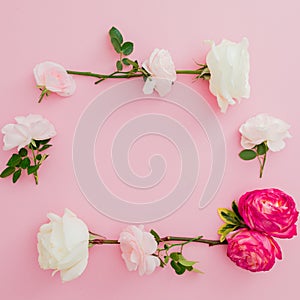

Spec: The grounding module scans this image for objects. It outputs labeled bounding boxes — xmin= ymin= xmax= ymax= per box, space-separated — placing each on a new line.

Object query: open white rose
xmin=34 ymin=61 xmax=76 ymax=97
xmin=142 ymin=48 xmax=176 ymax=97
xmin=119 ymin=225 xmax=160 ymax=276
xmin=206 ymin=37 xmax=250 ymax=113
xmin=37 ymin=209 xmax=89 ymax=282
xmin=239 ymin=113 xmax=291 ymax=152
xmin=2 ymin=114 xmax=56 ymax=150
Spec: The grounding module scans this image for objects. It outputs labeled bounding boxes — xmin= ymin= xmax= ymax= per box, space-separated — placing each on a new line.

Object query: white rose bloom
xmin=206 ymin=38 xmax=250 ymax=113
xmin=2 ymin=114 xmax=56 ymax=150
xmin=142 ymin=48 xmax=176 ymax=97
xmin=239 ymin=114 xmax=291 ymax=152
xmin=37 ymin=209 xmax=89 ymax=282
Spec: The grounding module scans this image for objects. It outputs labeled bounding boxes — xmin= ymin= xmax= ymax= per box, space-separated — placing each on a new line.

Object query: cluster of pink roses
xmin=226 ymin=188 xmax=298 ymax=272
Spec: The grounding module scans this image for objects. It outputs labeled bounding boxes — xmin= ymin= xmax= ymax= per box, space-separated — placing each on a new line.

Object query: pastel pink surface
xmin=0 ymin=1 xmax=299 ymax=300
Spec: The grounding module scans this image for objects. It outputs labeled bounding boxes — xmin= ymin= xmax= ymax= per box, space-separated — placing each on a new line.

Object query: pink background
xmin=1 ymin=1 xmax=299 ymax=299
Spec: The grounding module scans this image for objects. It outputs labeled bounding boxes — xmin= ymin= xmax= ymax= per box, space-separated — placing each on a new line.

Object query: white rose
xmin=142 ymin=48 xmax=176 ymax=97
xmin=239 ymin=113 xmax=291 ymax=152
xmin=2 ymin=114 xmax=56 ymax=150
xmin=119 ymin=225 xmax=160 ymax=275
xmin=206 ymin=38 xmax=250 ymax=113
xmin=34 ymin=61 xmax=76 ymax=96
xmin=37 ymin=209 xmax=89 ymax=282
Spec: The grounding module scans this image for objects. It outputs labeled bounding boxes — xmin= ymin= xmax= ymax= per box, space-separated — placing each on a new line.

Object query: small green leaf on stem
xmin=218 ymin=223 xmax=239 ymax=242
xmin=170 ymin=260 xmax=186 ymax=275
xmin=218 ymin=208 xmax=241 ymax=225
xmin=111 ymin=38 xmax=122 ymax=53
xmin=170 ymin=252 xmax=180 ymax=261
xmin=116 ymin=60 xmax=123 ymax=71
xmin=19 ymin=148 xmax=28 ymax=157
xmin=39 ymin=139 xmax=51 ymax=145
xmin=0 ymin=166 xmax=16 ymax=178
xmin=178 ymin=256 xmax=197 ymax=267
xmin=150 ymin=229 xmax=161 ymax=244
xmin=121 ymin=42 xmax=134 ymax=56
xmin=122 ymin=58 xmax=130 ymax=66
xmin=38 ymin=144 xmax=52 ymax=152
xmin=13 ymin=169 xmax=22 ymax=183
xmin=36 ymin=154 xmax=42 ymax=160
xmin=239 ymin=149 xmax=257 ymax=160
xmin=257 ymin=142 xmax=268 ymax=155
xmin=20 ymin=157 xmax=30 ymax=169
xmin=27 ymin=165 xmax=39 ymax=175
xmin=231 ymin=201 xmax=243 ymax=221
xmin=109 ymin=27 xmax=123 ymax=45
xmin=7 ymin=154 xmax=22 ymax=167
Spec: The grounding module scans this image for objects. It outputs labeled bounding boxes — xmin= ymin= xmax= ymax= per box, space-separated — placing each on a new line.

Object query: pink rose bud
xmin=227 ymin=229 xmax=282 ymax=272
xmin=238 ymin=188 xmax=298 ymax=238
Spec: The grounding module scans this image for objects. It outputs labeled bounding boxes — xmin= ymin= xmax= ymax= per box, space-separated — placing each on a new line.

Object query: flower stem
xmin=67 ymin=70 xmax=143 ymax=80
xmin=67 ymin=65 xmax=211 ymax=82
xmin=258 ymin=152 xmax=267 ymax=178
xmin=89 ymin=236 xmax=226 ymax=246
xmin=159 ymin=236 xmax=226 ymax=246
xmin=30 ymin=147 xmax=39 ymax=185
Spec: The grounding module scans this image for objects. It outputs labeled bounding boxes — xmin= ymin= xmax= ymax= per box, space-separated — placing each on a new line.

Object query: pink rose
xmin=142 ymin=48 xmax=176 ymax=97
xmin=2 ymin=114 xmax=56 ymax=150
xmin=227 ymin=228 xmax=282 ymax=272
xmin=238 ymin=188 xmax=298 ymax=238
xmin=119 ymin=225 xmax=160 ymax=275
xmin=34 ymin=61 xmax=76 ymax=97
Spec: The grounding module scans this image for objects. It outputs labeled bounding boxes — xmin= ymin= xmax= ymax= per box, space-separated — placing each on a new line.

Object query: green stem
xmin=67 ymin=65 xmax=210 ymax=82
xmin=176 ymin=70 xmax=204 ymax=75
xmin=30 ymin=147 xmax=39 ymax=185
xmin=67 ymin=70 xmax=143 ymax=80
xmin=258 ymin=152 xmax=267 ymax=178
xmin=89 ymin=236 xmax=226 ymax=246
xmin=159 ymin=236 xmax=226 ymax=246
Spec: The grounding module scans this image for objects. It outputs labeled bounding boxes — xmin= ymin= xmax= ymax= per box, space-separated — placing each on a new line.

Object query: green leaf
xmin=39 ymin=138 xmax=51 ymax=145
xmin=0 ymin=166 xmax=15 ymax=178
xmin=121 ymin=41 xmax=134 ymax=56
xmin=170 ymin=260 xmax=186 ymax=275
xmin=38 ymin=144 xmax=52 ymax=152
xmin=218 ymin=223 xmax=239 ymax=242
xmin=178 ymin=257 xmax=197 ymax=267
xmin=20 ymin=157 xmax=30 ymax=169
xmin=164 ymin=256 xmax=170 ymax=264
xmin=218 ymin=208 xmax=241 ymax=225
xmin=257 ymin=143 xmax=268 ymax=155
xmin=111 ymin=38 xmax=122 ymax=53
xmin=109 ymin=26 xmax=123 ymax=44
xmin=27 ymin=165 xmax=39 ymax=175
xmin=239 ymin=149 xmax=257 ymax=160
xmin=192 ymin=268 xmax=204 ymax=274
xmin=7 ymin=154 xmax=22 ymax=167
xmin=18 ymin=148 xmax=28 ymax=157
xmin=231 ymin=201 xmax=243 ymax=221
xmin=122 ymin=58 xmax=130 ymax=66
xmin=29 ymin=141 xmax=38 ymax=150
xmin=13 ymin=169 xmax=21 ymax=183
xmin=122 ymin=58 xmax=139 ymax=69
xmin=116 ymin=60 xmax=123 ymax=71
xmin=36 ymin=154 xmax=42 ymax=160
xmin=150 ymin=229 xmax=161 ymax=244
xmin=170 ymin=252 xmax=180 ymax=261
